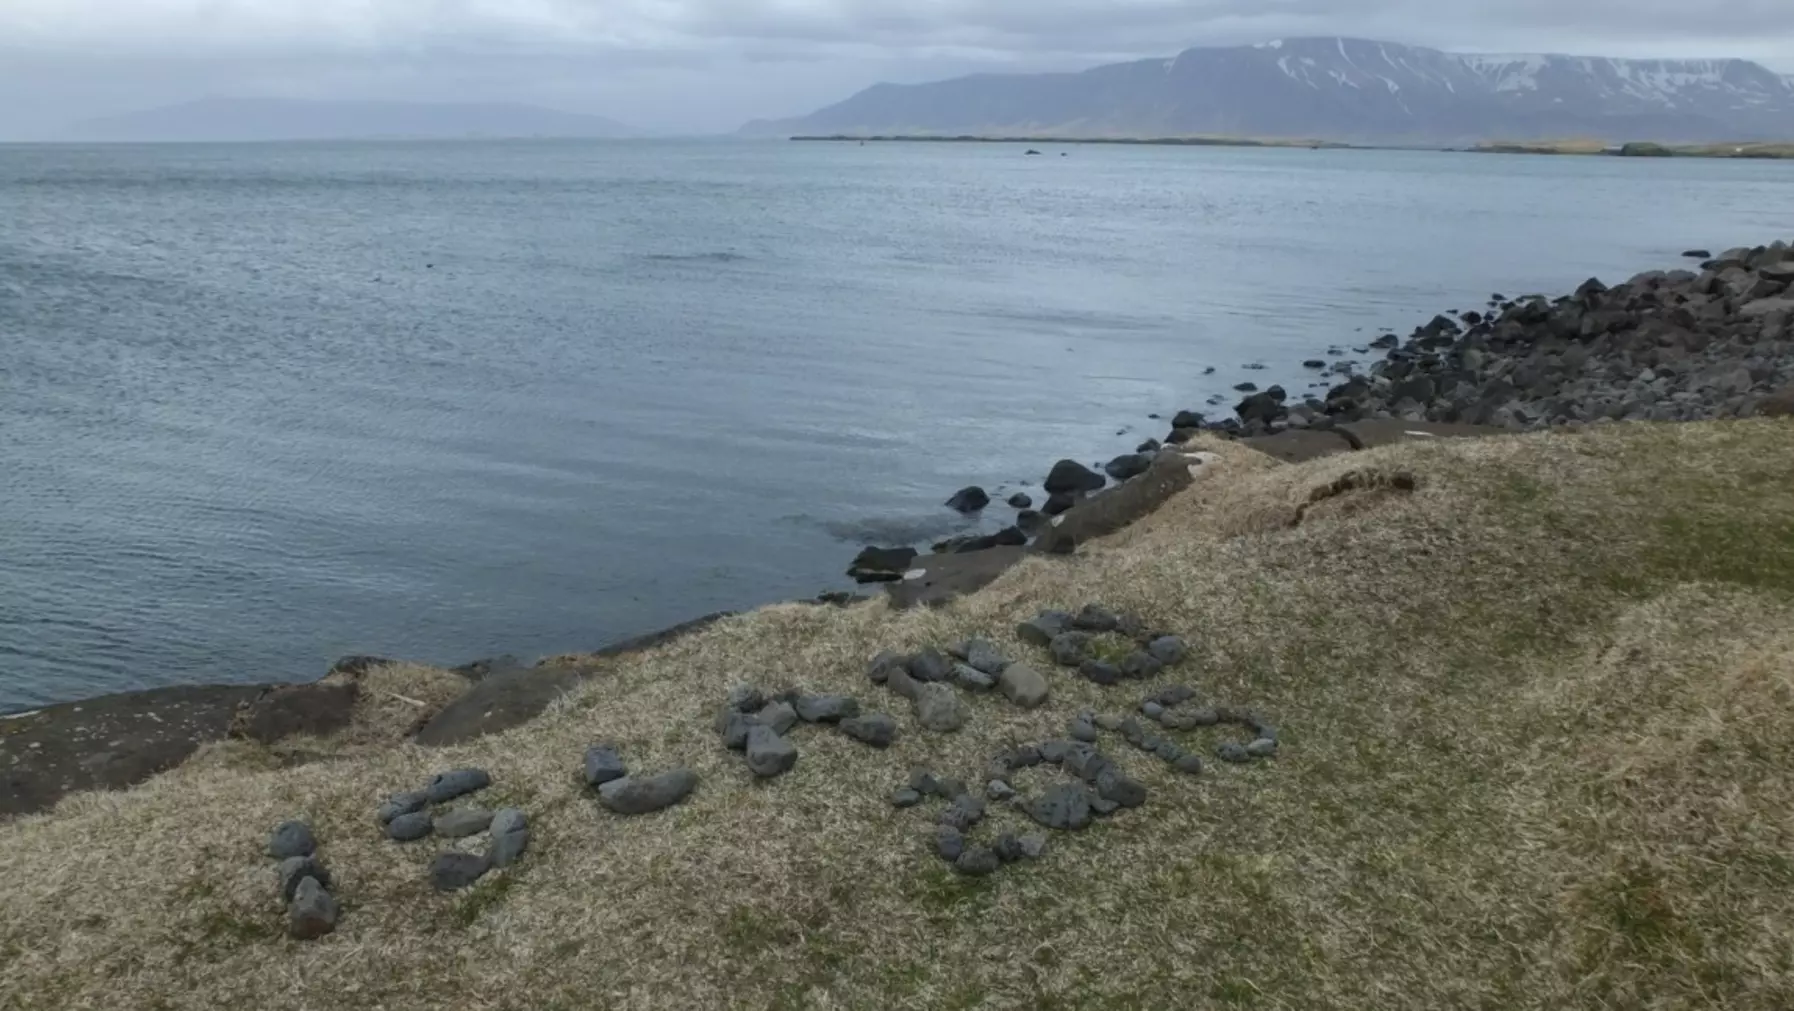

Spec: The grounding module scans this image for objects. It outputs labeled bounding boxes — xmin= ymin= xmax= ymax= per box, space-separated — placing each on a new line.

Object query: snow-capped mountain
xmin=743 ymin=37 xmax=1794 ymax=144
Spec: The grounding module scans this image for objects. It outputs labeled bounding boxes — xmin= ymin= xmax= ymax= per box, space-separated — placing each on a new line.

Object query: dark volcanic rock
xmin=1042 ymin=491 xmax=1081 ymax=516
xmin=935 ymin=825 xmax=965 ymax=862
xmin=745 ymin=726 xmax=799 ymax=778
xmin=1119 ymin=652 xmax=1164 ymax=680
xmin=430 ymin=852 xmax=492 ymax=892
xmin=278 ymin=856 xmax=332 ymax=903
xmin=1147 ymin=635 xmax=1189 ymax=665
xmin=1044 ymin=459 xmax=1106 ymax=495
xmin=488 ymin=809 xmax=530 ymax=867
xmin=867 ymin=649 xmax=907 ymax=685
xmin=906 ymin=647 xmax=952 ymax=683
xmin=435 ymin=807 xmax=494 ymax=839
xmin=1027 ymin=784 xmax=1093 ymax=831
xmin=997 ymin=663 xmax=1050 ymax=709
xmin=1049 ymin=632 xmax=1093 ymax=667
xmin=1071 ymin=604 xmax=1119 ymax=632
xmin=840 ymin=713 xmax=898 ymax=748
xmin=598 ymin=769 xmax=699 ymax=814
xmin=425 ymin=767 xmax=491 ymax=804
xmin=794 ymin=694 xmax=860 ymax=724
xmin=1018 ymin=610 xmax=1073 ymax=646
xmin=268 ymin=820 xmax=316 ymax=860
xmin=1007 ymin=491 xmax=1033 ymax=509
xmin=1079 ymin=660 xmax=1123 ymax=686
xmin=386 ymin=811 xmax=433 ymax=842
xmin=1103 ymin=453 xmax=1152 ymax=482
xmin=288 ymin=876 xmax=339 ymax=940
xmin=848 ymin=545 xmax=918 ymax=583
xmin=583 ymin=745 xmax=628 ymax=786
xmin=964 ymin=638 xmax=1010 ymax=675
xmin=945 ymin=486 xmax=991 ymax=513
xmin=955 ymin=847 xmax=1001 ymax=877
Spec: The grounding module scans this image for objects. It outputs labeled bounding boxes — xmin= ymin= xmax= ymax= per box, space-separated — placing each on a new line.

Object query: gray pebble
xmin=867 ymin=650 xmax=906 ymax=684
xmin=720 ymin=710 xmax=754 ymax=750
xmin=840 ymin=712 xmax=898 ymax=748
xmin=1008 ymin=745 xmax=1043 ymax=768
xmin=938 ymin=794 xmax=986 ymax=831
xmin=1119 ymin=717 xmax=1151 ymax=746
xmin=386 ymin=811 xmax=433 ymax=842
xmin=1019 ymin=833 xmax=1048 ymax=859
xmin=1162 ymin=712 xmax=1200 ymax=731
xmin=1095 ymin=768 xmax=1147 ymax=808
xmin=993 ymin=833 xmax=1026 ymax=863
xmin=907 ymin=647 xmax=952 ymax=682
xmin=914 ymin=682 xmax=968 ymax=733
xmin=598 ymin=769 xmax=699 ymax=814
xmin=1071 ymin=604 xmax=1120 ymax=632
xmin=1252 ymin=723 xmax=1279 ymax=741
xmin=794 ymin=694 xmax=860 ymax=724
xmin=1079 ymin=660 xmax=1122 ymax=685
xmin=424 ymin=768 xmax=491 ymax=805
xmin=583 ymin=745 xmax=628 ymax=786
xmin=1120 ymin=652 xmax=1164 ymax=680
xmin=965 ymin=638 xmax=1011 ymax=675
xmin=278 ymin=856 xmax=331 ymax=903
xmin=1049 ymin=632 xmax=1094 ymax=667
xmin=955 ymin=847 xmax=1001 ymax=877
xmin=435 ymin=807 xmax=494 ymax=839
xmin=1140 ymin=701 xmax=1165 ymax=720
xmin=987 ymin=779 xmax=1016 ymax=802
xmin=997 ymin=662 xmax=1050 ymax=708
xmin=757 ymin=701 xmax=799 ymax=736
xmin=1247 ymin=737 xmax=1279 ymax=758
xmin=907 ymin=768 xmax=940 ymax=795
xmin=1153 ymin=740 xmax=1184 ymax=762
xmin=935 ymin=825 xmax=965 ymax=863
xmin=1217 ymin=743 xmax=1251 ymax=764
xmin=430 ymin=852 xmax=492 ymax=892
xmin=745 ymin=725 xmax=799 ymax=778
xmin=1027 ymin=784 xmax=1092 ymax=831
xmin=1095 ymin=713 xmax=1123 ymax=731
xmin=1017 ymin=610 xmax=1072 ymax=647
xmin=1147 ymin=635 xmax=1189 ymax=665
xmin=488 ymin=809 xmax=530 ymax=868
xmin=1153 ymin=685 xmax=1198 ymax=706
xmin=376 ymin=790 xmax=429 ymax=825
xmin=1187 ymin=706 xmax=1220 ymax=727
xmin=726 ymin=684 xmax=765 ymax=712
xmin=1091 ymin=795 xmax=1121 ymax=817
xmin=933 ymin=776 xmax=968 ymax=800
xmin=891 ymin=787 xmax=923 ymax=808
xmin=1174 ymin=753 xmax=1205 ymax=775
xmin=1038 ymin=740 xmax=1073 ymax=764
xmin=287 ymin=876 xmax=338 ymax=940
xmin=953 ymin=664 xmax=998 ymax=692
xmin=1068 ymin=717 xmax=1099 ymax=743
xmin=1062 ymin=743 xmax=1109 ymax=782
xmin=491 ymin=807 xmax=527 ymax=836
xmin=267 ymin=820 xmax=316 ymax=860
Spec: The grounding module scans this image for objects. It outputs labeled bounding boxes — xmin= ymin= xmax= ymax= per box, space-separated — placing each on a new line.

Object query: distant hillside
xmin=743 ymin=36 xmax=1794 ymax=145
xmin=64 ymin=98 xmax=642 ymax=142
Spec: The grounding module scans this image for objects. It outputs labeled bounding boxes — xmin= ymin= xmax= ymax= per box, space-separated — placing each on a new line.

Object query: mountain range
xmin=742 ymin=37 xmax=1794 ymax=145
xmin=63 ymin=98 xmax=640 ymax=143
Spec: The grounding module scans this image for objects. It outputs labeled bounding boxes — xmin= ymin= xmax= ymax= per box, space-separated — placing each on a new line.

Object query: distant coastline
xmin=790 ymin=133 xmax=1794 ymax=160
xmin=1470 ymin=140 xmax=1794 ymax=159
xmin=789 ymin=134 xmax=1352 ymax=150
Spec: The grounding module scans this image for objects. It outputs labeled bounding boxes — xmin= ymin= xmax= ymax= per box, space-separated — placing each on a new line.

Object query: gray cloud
xmin=2 ymin=0 xmax=1791 ymax=137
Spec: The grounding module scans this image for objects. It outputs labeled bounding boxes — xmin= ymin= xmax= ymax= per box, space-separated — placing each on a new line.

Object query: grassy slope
xmin=4 ymin=422 xmax=1794 ymax=1010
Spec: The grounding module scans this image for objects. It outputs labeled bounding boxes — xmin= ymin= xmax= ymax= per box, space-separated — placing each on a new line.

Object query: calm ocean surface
xmin=3 ymin=139 xmax=1791 ymax=709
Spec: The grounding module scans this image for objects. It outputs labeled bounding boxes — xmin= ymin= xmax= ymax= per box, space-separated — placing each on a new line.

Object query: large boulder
xmin=847 ymin=546 xmax=918 ymax=583
xmin=944 ymin=486 xmax=990 ymax=513
xmin=1044 ymin=459 xmax=1106 ymax=495
xmin=1103 ymin=453 xmax=1152 ymax=482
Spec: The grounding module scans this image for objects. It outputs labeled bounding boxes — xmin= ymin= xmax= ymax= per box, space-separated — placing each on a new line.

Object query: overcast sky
xmin=2 ymin=0 xmax=1792 ymax=137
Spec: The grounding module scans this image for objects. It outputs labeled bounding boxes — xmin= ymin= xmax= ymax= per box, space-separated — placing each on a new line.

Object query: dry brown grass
xmin=4 ymin=421 xmax=1794 ymax=1010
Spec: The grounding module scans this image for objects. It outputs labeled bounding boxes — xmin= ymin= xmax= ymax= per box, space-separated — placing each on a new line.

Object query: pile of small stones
xmin=712 ymin=685 xmax=898 ymax=778
xmin=267 ymin=819 xmax=338 ymax=940
xmin=866 ymin=636 xmax=1051 ymax=732
xmin=1018 ymin=604 xmax=1190 ymax=686
xmin=1135 ymin=686 xmax=1279 ymax=764
xmin=582 ymin=746 xmax=700 ymax=814
xmin=891 ymin=767 xmax=1049 ymax=877
xmin=373 ymin=767 xmax=531 ymax=892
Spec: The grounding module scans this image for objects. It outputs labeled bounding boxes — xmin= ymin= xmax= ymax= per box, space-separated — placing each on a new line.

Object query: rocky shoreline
xmin=849 ymin=240 xmax=1794 ymax=584
xmin=8 ymin=242 xmax=1793 ymax=821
